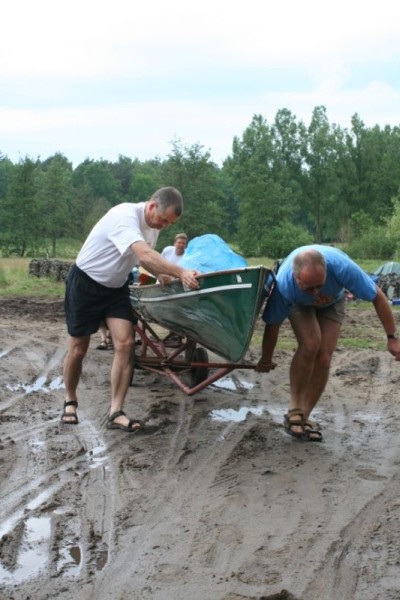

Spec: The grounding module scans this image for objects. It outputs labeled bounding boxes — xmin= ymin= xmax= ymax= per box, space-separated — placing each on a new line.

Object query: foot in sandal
xmin=303 ymin=419 xmax=323 ymax=442
xmin=61 ymin=400 xmax=78 ymax=424
xmin=96 ymin=340 xmax=109 ymax=350
xmin=283 ymin=408 xmax=305 ymax=439
xmin=107 ymin=410 xmax=142 ymax=433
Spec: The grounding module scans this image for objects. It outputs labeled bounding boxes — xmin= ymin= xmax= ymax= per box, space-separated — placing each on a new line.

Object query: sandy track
xmin=0 ymin=297 xmax=400 ymax=600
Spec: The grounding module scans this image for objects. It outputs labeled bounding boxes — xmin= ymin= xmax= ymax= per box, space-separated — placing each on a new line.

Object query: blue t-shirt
xmin=262 ymin=245 xmax=377 ymax=324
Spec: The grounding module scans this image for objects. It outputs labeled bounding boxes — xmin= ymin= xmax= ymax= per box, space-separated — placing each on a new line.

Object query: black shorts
xmin=64 ymin=264 xmax=137 ymax=337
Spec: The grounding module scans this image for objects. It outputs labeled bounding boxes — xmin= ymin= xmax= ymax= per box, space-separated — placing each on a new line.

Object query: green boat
xmin=129 ymin=266 xmax=270 ymax=363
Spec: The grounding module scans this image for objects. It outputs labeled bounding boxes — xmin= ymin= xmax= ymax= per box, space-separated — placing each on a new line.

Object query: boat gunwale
xmin=129 ymin=265 xmax=271 ymax=362
xmin=129 ymin=265 xmax=270 ymax=294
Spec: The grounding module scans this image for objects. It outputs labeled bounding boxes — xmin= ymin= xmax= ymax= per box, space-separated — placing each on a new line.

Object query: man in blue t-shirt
xmin=256 ymin=245 xmax=400 ymax=441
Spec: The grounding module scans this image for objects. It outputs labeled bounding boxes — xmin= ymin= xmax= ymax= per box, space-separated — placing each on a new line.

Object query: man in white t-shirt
xmin=161 ymin=232 xmax=187 ymax=265
xmin=61 ymin=187 xmax=199 ymax=432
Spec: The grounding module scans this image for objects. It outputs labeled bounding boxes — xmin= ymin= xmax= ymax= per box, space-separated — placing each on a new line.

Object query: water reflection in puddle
xmin=58 ymin=543 xmax=82 ymax=576
xmin=96 ymin=549 xmax=109 ymax=570
xmin=0 ymin=486 xmax=57 ymax=542
xmin=86 ymin=444 xmax=108 ymax=469
xmin=0 ymin=516 xmax=51 ymax=584
xmin=212 ymin=376 xmax=254 ymax=392
xmin=6 ymin=375 xmax=64 ymax=394
xmin=210 ymin=406 xmax=265 ymax=422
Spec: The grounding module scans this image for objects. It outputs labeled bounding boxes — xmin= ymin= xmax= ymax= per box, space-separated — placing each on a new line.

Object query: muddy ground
xmin=1 ymin=296 xmax=400 ymax=600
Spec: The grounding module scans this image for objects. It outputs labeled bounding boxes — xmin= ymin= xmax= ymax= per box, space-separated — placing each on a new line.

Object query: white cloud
xmin=1 ymin=0 xmax=399 ymax=165
xmin=2 ymin=0 xmax=400 ymax=78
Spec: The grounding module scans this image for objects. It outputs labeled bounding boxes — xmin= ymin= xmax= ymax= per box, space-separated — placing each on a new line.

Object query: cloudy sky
xmin=1 ymin=0 xmax=399 ymax=167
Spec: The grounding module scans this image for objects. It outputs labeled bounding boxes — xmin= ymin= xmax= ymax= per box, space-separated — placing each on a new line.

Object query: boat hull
xmin=129 ymin=266 xmax=269 ymax=362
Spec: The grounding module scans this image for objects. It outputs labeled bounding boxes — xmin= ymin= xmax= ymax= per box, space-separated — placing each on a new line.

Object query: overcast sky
xmin=1 ymin=0 xmax=399 ymax=167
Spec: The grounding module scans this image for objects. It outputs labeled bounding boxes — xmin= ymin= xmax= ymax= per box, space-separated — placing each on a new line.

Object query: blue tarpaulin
xmin=180 ymin=234 xmax=247 ymax=273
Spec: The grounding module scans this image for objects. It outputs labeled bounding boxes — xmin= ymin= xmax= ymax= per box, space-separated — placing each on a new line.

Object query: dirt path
xmin=1 ymin=297 xmax=400 ymax=600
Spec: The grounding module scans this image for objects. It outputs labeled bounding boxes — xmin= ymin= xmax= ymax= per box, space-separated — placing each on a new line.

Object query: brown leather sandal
xmin=61 ymin=400 xmax=78 ymax=424
xmin=283 ymin=408 xmax=305 ymax=439
xmin=303 ymin=419 xmax=323 ymax=442
xmin=107 ymin=410 xmax=142 ymax=433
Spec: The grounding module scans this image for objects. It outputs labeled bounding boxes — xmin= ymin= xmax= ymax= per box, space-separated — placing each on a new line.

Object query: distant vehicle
xmin=373 ymin=261 xmax=400 ymax=276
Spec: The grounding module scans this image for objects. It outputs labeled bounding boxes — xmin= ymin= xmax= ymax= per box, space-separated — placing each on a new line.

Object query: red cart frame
xmin=133 ymin=311 xmax=258 ymax=396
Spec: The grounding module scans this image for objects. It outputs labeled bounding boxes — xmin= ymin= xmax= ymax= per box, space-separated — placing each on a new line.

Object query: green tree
xmin=0 ymin=154 xmax=14 ymax=202
xmin=226 ymin=114 xmax=301 ymax=255
xmin=236 ymin=176 xmax=300 ymax=256
xmin=36 ymin=153 xmax=74 ymax=256
xmin=301 ymin=106 xmax=340 ymax=242
xmin=270 ymin=108 xmax=305 ymax=192
xmin=0 ymin=157 xmax=41 ymax=256
xmin=71 ymin=159 xmax=120 ymax=238
xmin=129 ymin=172 xmax=159 ymax=202
xmin=386 ymin=196 xmax=400 ymax=258
xmin=342 ymin=117 xmax=400 ymax=225
xmin=159 ymin=140 xmax=229 ymax=245
xmin=72 ymin=159 xmax=120 ymax=205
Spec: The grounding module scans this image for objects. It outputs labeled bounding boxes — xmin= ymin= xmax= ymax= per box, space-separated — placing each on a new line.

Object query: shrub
xmin=347 ymin=227 xmax=396 ymax=259
xmin=258 ymin=221 xmax=313 ymax=258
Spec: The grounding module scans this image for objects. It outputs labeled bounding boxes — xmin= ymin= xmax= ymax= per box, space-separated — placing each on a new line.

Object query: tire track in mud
xmin=275 ymin=350 xmax=400 ymax=600
xmin=91 ymin=384 xmax=272 ymax=599
xmin=302 ymin=474 xmax=400 ymax=600
xmin=108 ymin=350 xmax=393 ymax=600
xmin=0 ymin=415 xmax=118 ymax=586
xmin=2 ymin=307 xmax=400 ymax=600
xmin=0 ymin=335 xmax=65 ymax=412
xmin=0 ymin=331 xmax=118 ymax=589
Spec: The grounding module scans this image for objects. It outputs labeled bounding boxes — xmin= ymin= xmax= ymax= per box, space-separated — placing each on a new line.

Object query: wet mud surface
xmin=1 ymin=296 xmax=400 ymax=599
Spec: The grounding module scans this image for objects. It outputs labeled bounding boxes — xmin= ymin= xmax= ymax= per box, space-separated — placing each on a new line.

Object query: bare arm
xmin=372 ymin=287 xmax=400 ymax=360
xmin=131 ymin=241 xmax=200 ymax=289
xmin=255 ymin=322 xmax=281 ymax=372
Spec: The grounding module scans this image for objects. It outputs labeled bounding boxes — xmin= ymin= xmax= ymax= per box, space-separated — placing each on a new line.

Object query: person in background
xmin=61 ymin=187 xmax=199 ymax=432
xmin=160 ymin=232 xmax=189 ymax=345
xmin=96 ymin=321 xmax=113 ymax=350
xmin=161 ymin=232 xmax=188 ymax=265
xmin=256 ymin=245 xmax=400 ymax=441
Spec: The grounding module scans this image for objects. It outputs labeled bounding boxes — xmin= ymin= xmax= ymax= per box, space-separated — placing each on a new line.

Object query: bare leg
xmin=62 ymin=335 xmax=90 ymax=422
xmin=106 ymin=317 xmax=137 ymax=429
xmin=289 ymin=310 xmax=341 ymax=421
xmin=301 ymin=317 xmax=340 ymax=419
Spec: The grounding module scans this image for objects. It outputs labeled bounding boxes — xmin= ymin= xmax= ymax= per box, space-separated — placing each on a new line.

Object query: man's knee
xmin=315 ymin=350 xmax=333 ymax=370
xmin=113 ymin=336 xmax=135 ymax=354
xmin=299 ymin=337 xmax=321 ymax=356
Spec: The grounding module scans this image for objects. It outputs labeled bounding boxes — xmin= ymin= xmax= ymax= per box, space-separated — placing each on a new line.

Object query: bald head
xmin=293 ymin=249 xmax=326 ymax=293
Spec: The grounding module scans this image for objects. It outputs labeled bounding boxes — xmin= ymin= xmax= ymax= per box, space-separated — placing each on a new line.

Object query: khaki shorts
xmin=289 ymin=296 xmax=346 ymax=324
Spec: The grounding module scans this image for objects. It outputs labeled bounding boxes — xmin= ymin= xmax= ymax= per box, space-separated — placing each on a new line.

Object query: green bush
xmin=258 ymin=222 xmax=313 ymax=259
xmin=347 ymin=227 xmax=396 ymax=259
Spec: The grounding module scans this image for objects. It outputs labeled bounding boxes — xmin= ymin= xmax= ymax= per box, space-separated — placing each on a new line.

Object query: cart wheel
xmin=184 ymin=339 xmax=196 ymax=362
xmin=190 ymin=347 xmax=209 ymax=387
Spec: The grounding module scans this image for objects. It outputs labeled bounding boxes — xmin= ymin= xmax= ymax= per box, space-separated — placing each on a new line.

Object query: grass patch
xmin=338 ymin=338 xmax=386 ymax=350
xmin=0 ymin=258 xmax=65 ymax=297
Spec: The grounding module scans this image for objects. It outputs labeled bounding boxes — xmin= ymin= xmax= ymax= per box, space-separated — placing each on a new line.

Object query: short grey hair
xmin=151 ymin=187 xmax=183 ymax=217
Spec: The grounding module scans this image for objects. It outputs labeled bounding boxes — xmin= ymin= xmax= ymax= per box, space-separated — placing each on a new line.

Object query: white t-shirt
xmin=161 ymin=246 xmax=184 ymax=265
xmin=76 ymin=202 xmax=159 ymax=287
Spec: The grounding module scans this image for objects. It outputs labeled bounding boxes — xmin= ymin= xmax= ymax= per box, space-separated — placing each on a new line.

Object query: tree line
xmin=1 ymin=105 xmax=400 ymax=260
